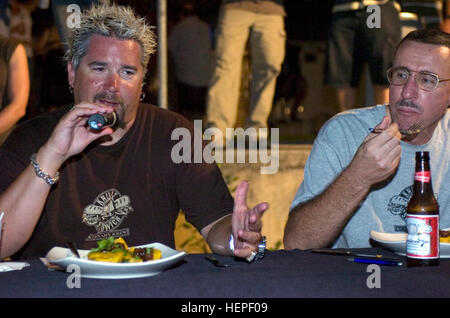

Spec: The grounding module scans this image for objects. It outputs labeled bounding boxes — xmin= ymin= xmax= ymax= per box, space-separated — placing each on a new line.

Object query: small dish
xmin=45 ymin=242 xmax=186 ymax=279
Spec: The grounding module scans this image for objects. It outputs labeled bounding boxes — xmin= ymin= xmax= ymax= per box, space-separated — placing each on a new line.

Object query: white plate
xmin=370 ymin=231 xmax=450 ymax=258
xmin=45 ymin=242 xmax=186 ymax=279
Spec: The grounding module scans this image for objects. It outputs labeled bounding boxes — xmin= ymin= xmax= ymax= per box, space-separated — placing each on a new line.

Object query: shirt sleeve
xmin=290 ymin=134 xmax=344 ymax=210
xmin=290 ymin=110 xmax=372 ymax=211
xmin=168 ymin=115 xmax=234 ymax=232
xmin=177 ymin=160 xmax=234 ymax=232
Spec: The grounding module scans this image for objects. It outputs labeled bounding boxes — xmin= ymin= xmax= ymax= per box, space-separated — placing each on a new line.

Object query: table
xmin=1 ymin=248 xmax=449 ymax=300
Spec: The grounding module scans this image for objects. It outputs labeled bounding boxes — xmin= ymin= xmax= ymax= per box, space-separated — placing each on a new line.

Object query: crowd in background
xmin=0 ymin=0 xmax=324 ymax=123
xmin=0 ymin=0 xmax=448 ymax=136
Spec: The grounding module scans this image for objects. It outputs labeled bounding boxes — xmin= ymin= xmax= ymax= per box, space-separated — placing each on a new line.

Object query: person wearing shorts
xmin=325 ymin=0 xmax=402 ymax=111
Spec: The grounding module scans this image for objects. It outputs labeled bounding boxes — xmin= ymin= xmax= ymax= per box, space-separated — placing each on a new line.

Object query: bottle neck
xmin=408 ymin=152 xmax=438 ymax=213
xmin=413 ymin=179 xmax=434 ymax=195
xmin=413 ymin=167 xmax=434 ymax=195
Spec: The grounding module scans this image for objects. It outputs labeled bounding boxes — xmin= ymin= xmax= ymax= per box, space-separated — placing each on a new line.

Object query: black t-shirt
xmin=0 ymin=103 xmax=234 ymax=259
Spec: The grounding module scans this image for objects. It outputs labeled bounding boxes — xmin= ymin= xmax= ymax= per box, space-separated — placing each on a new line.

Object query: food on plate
xmin=440 ymin=229 xmax=450 ymax=243
xmin=87 ymin=237 xmax=162 ymax=263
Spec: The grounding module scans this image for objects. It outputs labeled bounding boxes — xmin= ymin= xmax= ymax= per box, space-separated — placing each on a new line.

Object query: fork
xmin=369 ymin=120 xmax=424 ymax=136
xmin=65 ymin=242 xmax=80 ymax=258
xmin=205 ymin=255 xmax=229 ymax=268
xmin=400 ymin=120 xmax=424 ymax=135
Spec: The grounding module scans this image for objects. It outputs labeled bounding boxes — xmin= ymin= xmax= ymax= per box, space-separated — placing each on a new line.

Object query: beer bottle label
xmin=406 ymin=214 xmax=439 ymax=259
xmin=414 ymin=171 xmax=431 ymax=183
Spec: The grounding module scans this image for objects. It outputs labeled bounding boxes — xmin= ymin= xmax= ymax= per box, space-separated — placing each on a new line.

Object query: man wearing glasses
xmin=284 ymin=29 xmax=449 ymax=250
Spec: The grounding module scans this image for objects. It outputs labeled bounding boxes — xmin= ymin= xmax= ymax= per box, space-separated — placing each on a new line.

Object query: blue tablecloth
xmin=1 ymin=249 xmax=449 ymax=299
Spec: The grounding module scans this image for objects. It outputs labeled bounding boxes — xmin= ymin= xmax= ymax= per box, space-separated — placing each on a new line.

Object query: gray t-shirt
xmin=291 ymin=104 xmax=449 ymax=248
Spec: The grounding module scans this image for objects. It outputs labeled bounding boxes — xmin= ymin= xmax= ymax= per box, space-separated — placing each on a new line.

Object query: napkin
xmin=0 ymin=262 xmax=30 ymax=272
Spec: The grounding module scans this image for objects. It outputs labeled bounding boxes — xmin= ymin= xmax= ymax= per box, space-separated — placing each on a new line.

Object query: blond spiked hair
xmin=64 ymin=3 xmax=157 ymax=73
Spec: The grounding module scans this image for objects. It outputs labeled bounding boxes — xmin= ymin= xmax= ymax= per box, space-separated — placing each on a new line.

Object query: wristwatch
xmin=250 ymin=236 xmax=266 ymax=262
xmin=229 ymin=234 xmax=266 ymax=263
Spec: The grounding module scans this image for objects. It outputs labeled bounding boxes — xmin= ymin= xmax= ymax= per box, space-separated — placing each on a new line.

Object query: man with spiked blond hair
xmin=0 ymin=4 xmax=268 ymax=263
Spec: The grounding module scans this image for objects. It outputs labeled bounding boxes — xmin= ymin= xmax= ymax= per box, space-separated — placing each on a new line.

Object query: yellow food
xmin=88 ymin=251 xmax=125 ymax=263
xmin=114 ymin=237 xmax=129 ymax=250
xmin=87 ymin=237 xmax=161 ymax=263
xmin=440 ymin=229 xmax=450 ymax=243
xmin=153 ymin=249 xmax=162 ymax=260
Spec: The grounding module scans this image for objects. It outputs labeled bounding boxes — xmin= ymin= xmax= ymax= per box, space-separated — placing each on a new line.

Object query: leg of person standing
xmin=364 ymin=1 xmax=401 ymax=106
xmin=325 ymin=11 xmax=359 ymax=112
xmin=206 ymin=8 xmax=253 ymax=138
xmin=246 ymin=12 xmax=286 ymax=134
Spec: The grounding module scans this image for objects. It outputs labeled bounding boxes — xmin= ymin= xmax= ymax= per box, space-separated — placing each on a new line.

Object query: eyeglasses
xmin=387 ymin=67 xmax=450 ymax=92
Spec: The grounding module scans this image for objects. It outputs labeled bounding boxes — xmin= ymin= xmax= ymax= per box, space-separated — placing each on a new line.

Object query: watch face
xmin=259 ymin=236 xmax=266 ymax=250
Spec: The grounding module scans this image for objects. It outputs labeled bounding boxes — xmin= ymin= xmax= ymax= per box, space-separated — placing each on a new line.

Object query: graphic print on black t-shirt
xmin=387 ymin=185 xmax=413 ymax=232
xmin=82 ymin=188 xmax=134 ymax=241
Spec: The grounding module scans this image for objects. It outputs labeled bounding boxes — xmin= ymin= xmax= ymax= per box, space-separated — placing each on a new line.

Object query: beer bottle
xmin=406 ymin=151 xmax=440 ymax=267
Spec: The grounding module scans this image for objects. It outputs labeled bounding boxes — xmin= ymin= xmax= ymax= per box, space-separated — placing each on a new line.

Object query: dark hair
xmin=397 ymin=29 xmax=450 ymax=51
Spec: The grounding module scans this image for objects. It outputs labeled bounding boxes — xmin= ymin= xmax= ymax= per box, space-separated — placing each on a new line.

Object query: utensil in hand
xmin=399 ymin=120 xmax=424 ymax=135
xmin=205 ymin=255 xmax=229 ymax=268
xmin=65 ymin=242 xmax=80 ymax=258
xmin=369 ymin=120 xmax=425 ymax=136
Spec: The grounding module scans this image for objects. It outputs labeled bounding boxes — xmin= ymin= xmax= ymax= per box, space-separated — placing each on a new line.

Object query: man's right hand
xmin=349 ymin=115 xmax=403 ymax=188
xmin=37 ymin=103 xmax=115 ymax=172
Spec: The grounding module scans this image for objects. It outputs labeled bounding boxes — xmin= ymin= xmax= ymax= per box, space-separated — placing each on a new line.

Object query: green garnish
xmin=89 ymin=237 xmax=117 ymax=252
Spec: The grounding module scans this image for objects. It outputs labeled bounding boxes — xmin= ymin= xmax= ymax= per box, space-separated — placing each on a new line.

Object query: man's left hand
xmin=231 ymin=181 xmax=268 ymax=260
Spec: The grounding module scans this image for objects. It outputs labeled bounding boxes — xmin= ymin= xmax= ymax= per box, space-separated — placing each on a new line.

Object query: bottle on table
xmin=406 ymin=151 xmax=440 ymax=267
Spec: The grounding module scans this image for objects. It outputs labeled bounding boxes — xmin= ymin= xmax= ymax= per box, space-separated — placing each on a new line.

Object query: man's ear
xmin=67 ymin=62 xmax=75 ymax=88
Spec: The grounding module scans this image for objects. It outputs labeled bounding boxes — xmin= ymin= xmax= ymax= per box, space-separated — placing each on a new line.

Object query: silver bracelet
xmin=30 ymin=153 xmax=60 ymax=186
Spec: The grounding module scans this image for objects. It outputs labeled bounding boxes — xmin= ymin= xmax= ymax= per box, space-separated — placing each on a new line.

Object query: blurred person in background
xmin=0 ymin=37 xmax=29 ymax=145
xmin=325 ymin=0 xmax=402 ymax=111
xmin=9 ymin=0 xmax=35 ymax=62
xmin=398 ymin=0 xmax=449 ymax=31
xmin=205 ymin=0 xmax=286 ymax=145
xmin=169 ymin=0 xmax=212 ymax=120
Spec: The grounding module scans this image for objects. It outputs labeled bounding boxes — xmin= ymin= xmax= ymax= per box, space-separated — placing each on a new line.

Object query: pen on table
xmin=347 ymin=257 xmax=403 ymax=267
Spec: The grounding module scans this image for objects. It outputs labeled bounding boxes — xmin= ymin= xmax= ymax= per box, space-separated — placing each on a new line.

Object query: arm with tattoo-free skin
xmin=0 ymin=103 xmax=115 ymax=258
xmin=284 ymin=115 xmax=402 ymax=250
xmin=0 ymin=44 xmax=29 ymax=136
